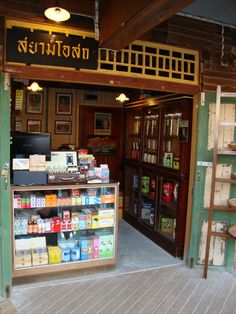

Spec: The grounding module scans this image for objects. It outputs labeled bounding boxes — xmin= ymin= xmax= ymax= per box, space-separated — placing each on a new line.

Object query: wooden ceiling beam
xmin=99 ymin=0 xmax=195 ymax=50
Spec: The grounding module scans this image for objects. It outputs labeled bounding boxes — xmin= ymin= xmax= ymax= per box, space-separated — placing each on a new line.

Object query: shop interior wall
xmin=11 ymin=82 xmax=124 ymax=183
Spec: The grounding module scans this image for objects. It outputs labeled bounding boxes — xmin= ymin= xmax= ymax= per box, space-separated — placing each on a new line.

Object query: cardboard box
xmin=12 ymin=158 xmax=29 ymax=170
xmin=48 ymin=246 xmax=61 ymax=264
xmin=32 ymin=248 xmax=48 ymax=266
xmin=29 ymin=155 xmax=46 ymax=171
xmin=15 ymin=250 xmax=32 ymax=268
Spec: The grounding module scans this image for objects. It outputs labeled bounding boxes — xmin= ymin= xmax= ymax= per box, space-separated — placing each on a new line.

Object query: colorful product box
xmin=98 ymin=208 xmax=114 ymax=218
xmin=105 ymin=234 xmax=114 ymax=258
xmin=85 ymin=213 xmax=92 ymax=229
xmin=53 ymin=216 xmax=61 ymax=232
xmin=48 ymin=246 xmax=61 ymax=264
xmin=14 ymin=196 xmax=21 ymax=209
xmin=92 ymin=214 xmax=99 ymax=229
xmin=78 ymin=214 xmax=86 ymax=230
xmin=161 ymin=217 xmax=174 ymax=234
xmin=79 ymin=238 xmax=88 ymax=260
xmin=87 ymin=237 xmax=94 ymax=260
xmin=100 ymin=194 xmax=115 ymax=204
xmin=93 ymin=236 xmax=100 ymax=259
xmin=99 ymin=217 xmax=114 ymax=228
xmin=99 ymin=236 xmax=107 ymax=259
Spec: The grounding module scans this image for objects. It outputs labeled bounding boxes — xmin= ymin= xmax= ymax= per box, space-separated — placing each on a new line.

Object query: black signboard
xmin=6 ymin=27 xmax=98 ymax=70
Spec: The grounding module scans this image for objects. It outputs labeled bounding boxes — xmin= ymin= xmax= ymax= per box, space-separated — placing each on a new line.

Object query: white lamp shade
xmin=116 ymin=93 xmax=129 ymax=102
xmin=44 ymin=7 xmax=70 ymax=22
xmin=27 ymin=82 xmax=43 ymax=92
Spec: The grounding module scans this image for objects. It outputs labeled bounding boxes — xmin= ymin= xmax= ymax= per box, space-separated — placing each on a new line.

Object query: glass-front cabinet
xmin=123 ymin=95 xmax=192 ymax=257
xmin=12 ymin=182 xmax=119 ymax=278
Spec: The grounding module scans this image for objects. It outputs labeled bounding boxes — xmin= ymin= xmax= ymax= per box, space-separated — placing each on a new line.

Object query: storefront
xmin=1 ymin=11 xmax=236 ymax=300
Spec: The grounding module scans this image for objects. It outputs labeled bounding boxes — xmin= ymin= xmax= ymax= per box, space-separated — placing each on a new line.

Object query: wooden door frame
xmin=0 ymin=72 xmax=12 ymax=300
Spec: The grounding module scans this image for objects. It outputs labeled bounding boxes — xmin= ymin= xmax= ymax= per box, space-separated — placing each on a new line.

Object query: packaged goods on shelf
xmin=29 ymin=155 xmax=46 ymax=172
xmin=163 ymin=152 xmax=173 ymax=168
xmin=161 ymin=217 xmax=175 ymax=234
xmin=32 ymin=248 xmax=48 ymax=266
xmin=141 ymin=176 xmax=150 ymax=193
xmin=15 ymin=249 xmax=32 ymax=268
xmin=79 ymin=237 xmax=88 ymax=260
xmin=48 ymin=246 xmax=61 ymax=264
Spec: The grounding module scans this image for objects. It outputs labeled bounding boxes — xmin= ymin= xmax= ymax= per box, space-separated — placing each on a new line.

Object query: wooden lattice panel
xmin=98 ymin=40 xmax=199 ymax=85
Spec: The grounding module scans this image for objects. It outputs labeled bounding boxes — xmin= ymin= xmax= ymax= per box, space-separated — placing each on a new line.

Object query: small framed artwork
xmin=94 ymin=112 xmax=111 ymax=135
xmin=55 ymin=120 xmax=72 ymax=135
xmin=27 ymin=119 xmax=42 ymax=133
xmin=56 ymin=93 xmax=72 ymax=115
xmin=26 ymin=92 xmax=43 ymax=114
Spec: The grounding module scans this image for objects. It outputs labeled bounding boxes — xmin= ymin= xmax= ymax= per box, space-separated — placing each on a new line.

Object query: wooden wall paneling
xmin=150 ymin=15 xmax=236 ymax=93
xmin=79 ymin=105 xmax=124 ymax=185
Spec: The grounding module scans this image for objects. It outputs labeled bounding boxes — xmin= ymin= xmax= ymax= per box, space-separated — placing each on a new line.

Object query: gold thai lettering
xmin=38 ymin=42 xmax=46 ymax=55
xmin=71 ymin=44 xmax=81 ymax=59
xmin=82 ymin=48 xmax=89 ymax=60
xmin=29 ymin=41 xmax=38 ymax=54
xmin=18 ymin=37 xmax=28 ymax=53
xmin=16 ymin=36 xmax=92 ymax=61
xmin=55 ymin=41 xmax=63 ymax=56
xmin=46 ymin=43 xmax=56 ymax=56
xmin=62 ymin=45 xmax=70 ymax=58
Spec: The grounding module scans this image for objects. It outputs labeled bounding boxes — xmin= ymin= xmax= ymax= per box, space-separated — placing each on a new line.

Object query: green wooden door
xmin=0 ymin=72 xmax=12 ymax=300
xmin=188 ymin=91 xmax=236 ymax=271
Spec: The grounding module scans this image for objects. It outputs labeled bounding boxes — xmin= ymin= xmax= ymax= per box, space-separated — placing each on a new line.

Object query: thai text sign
xmin=6 ymin=27 xmax=98 ymax=70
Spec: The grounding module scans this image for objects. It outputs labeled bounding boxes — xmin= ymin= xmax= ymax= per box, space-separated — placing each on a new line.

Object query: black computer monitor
xmin=10 ymin=131 xmax=51 ymax=160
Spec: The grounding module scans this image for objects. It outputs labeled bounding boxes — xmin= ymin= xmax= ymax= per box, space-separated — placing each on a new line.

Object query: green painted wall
xmin=188 ymin=91 xmax=236 ymax=271
xmin=0 ymin=73 xmax=12 ymax=300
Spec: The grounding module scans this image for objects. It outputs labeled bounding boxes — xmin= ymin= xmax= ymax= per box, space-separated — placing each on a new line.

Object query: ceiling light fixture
xmin=44 ymin=6 xmax=70 ymax=22
xmin=116 ymin=93 xmax=129 ymax=103
xmin=27 ymin=82 xmax=43 ymax=92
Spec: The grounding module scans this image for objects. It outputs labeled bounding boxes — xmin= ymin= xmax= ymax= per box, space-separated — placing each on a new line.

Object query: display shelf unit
xmin=12 ymin=182 xmax=119 ymax=278
xmin=123 ymin=95 xmax=193 ymax=257
xmin=203 ymin=85 xmax=236 ymax=278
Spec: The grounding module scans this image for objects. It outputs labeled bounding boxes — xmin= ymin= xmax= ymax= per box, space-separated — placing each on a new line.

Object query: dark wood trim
xmin=3 ymin=64 xmax=200 ymax=95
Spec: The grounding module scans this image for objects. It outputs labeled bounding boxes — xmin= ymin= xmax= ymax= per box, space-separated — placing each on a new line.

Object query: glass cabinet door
xmin=139 ymin=170 xmax=157 ymax=228
xmin=157 ymin=176 xmax=179 ymax=241
xmin=162 ymin=110 xmax=184 ymax=170
xmin=142 ymin=108 xmax=159 ymax=164
xmin=124 ymin=166 xmax=139 ymax=217
xmin=125 ymin=111 xmax=142 ymax=160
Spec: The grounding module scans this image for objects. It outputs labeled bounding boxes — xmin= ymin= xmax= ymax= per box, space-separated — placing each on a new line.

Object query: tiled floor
xmin=1 ymin=221 xmax=236 ymax=313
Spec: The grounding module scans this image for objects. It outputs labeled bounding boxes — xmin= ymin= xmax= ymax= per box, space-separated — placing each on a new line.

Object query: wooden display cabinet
xmin=123 ymin=95 xmax=193 ymax=257
xmin=11 ymin=182 xmax=119 ymax=278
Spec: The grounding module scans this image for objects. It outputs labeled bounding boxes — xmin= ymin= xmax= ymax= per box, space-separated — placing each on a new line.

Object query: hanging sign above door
xmin=5 ymin=20 xmax=98 ymax=70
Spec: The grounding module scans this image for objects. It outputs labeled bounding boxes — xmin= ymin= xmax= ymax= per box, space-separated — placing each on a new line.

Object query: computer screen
xmin=10 ymin=131 xmax=51 ymax=159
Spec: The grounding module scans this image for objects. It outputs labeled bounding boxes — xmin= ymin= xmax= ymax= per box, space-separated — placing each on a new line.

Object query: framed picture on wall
xmin=55 ymin=120 xmax=72 ymax=134
xmin=27 ymin=119 xmax=42 ymax=133
xmin=94 ymin=112 xmax=111 ymax=135
xmin=26 ymin=92 xmax=43 ymax=114
xmin=56 ymin=93 xmax=72 ymax=115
